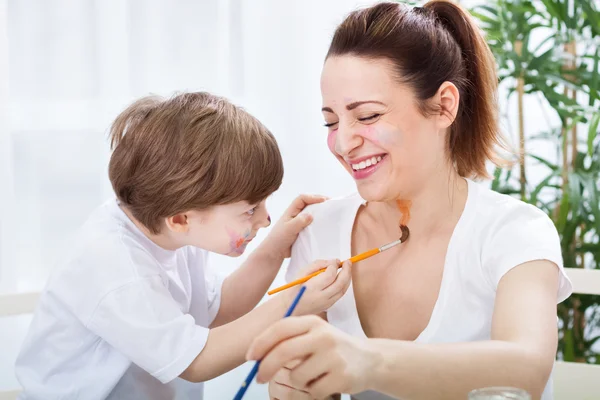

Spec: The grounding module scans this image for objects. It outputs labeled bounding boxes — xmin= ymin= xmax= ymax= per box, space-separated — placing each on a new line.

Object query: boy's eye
xmin=246 ymin=207 xmax=257 ymax=216
xmin=323 ymin=121 xmax=338 ymax=128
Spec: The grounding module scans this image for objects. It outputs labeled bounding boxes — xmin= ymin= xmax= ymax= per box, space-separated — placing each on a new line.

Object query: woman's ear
xmin=435 ymin=81 xmax=460 ymax=129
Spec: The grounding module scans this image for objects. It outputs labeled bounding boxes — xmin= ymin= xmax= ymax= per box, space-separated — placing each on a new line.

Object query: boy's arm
xmin=211 ymin=194 xmax=327 ymax=327
xmin=180 ymin=261 xmax=351 ymax=383
xmin=210 ymin=243 xmax=284 ymax=327
xmin=181 ymin=291 xmax=288 ymax=382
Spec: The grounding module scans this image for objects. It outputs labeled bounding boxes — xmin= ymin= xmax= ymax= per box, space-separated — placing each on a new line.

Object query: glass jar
xmin=468 ymin=387 xmax=531 ymax=400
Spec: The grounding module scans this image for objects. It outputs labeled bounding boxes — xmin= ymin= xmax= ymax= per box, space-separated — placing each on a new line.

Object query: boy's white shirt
xmin=15 ymin=199 xmax=224 ymax=400
xmin=286 ymin=178 xmax=573 ymax=400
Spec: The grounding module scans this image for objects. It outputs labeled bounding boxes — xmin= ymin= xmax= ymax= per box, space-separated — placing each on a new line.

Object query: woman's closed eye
xmin=358 ymin=114 xmax=381 ymax=123
xmin=323 ymin=114 xmax=380 ymax=128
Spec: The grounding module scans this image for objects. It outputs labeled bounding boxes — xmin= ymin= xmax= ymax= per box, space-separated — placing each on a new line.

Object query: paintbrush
xmin=267 ymin=225 xmax=409 ymax=295
xmin=232 ymin=285 xmax=307 ymax=400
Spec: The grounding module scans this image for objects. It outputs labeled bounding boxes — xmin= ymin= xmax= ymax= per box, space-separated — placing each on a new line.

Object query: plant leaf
xmin=569 ymin=172 xmax=583 ymax=216
xmin=581 ymin=173 xmax=600 ymax=235
xmin=590 ymin=48 xmax=599 ymax=106
xmin=528 ymin=153 xmax=559 ymax=170
xmin=588 ymin=112 xmax=600 ymax=157
xmin=530 ymin=171 xmax=558 ymax=205
xmin=585 ymin=335 xmax=600 ymax=348
xmin=492 ymin=167 xmax=503 ymax=191
xmin=556 ymin=188 xmax=570 ymax=232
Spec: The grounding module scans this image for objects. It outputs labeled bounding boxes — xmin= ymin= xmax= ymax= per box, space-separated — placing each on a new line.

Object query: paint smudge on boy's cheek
xmin=227 ymin=228 xmax=252 ymax=253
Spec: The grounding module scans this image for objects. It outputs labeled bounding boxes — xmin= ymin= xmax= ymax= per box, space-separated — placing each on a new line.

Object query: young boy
xmin=15 ymin=92 xmax=351 ymax=399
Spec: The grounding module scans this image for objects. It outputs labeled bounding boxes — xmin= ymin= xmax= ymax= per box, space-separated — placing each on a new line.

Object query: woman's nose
xmin=335 ymin=125 xmax=363 ymax=157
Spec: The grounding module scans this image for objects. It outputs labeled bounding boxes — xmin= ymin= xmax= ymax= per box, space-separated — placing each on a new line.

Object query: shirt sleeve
xmin=202 ymin=251 xmax=225 ymax=324
xmin=87 ymin=275 xmax=209 ymax=384
xmin=285 ymin=224 xmax=314 ymax=283
xmin=481 ymin=203 xmax=572 ymax=303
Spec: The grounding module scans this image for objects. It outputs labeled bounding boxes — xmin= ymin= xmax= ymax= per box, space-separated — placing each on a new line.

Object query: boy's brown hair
xmin=108 ymin=92 xmax=284 ymax=234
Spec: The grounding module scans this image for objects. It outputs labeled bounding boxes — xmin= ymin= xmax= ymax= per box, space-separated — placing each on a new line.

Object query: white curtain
xmin=0 ymin=0 xmax=557 ymax=397
xmin=0 ymin=0 xmax=373 ymax=396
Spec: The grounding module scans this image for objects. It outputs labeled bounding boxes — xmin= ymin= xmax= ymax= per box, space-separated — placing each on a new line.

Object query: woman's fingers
xmin=270 ymin=367 xmax=313 ymax=399
xmin=269 ymin=380 xmax=313 ymax=400
xmin=289 ymin=352 xmax=337 ymax=389
xmin=306 ymin=370 xmax=343 ymax=400
xmin=256 ymin=329 xmax=320 ymax=383
xmin=247 ymin=315 xmax=322 ymax=361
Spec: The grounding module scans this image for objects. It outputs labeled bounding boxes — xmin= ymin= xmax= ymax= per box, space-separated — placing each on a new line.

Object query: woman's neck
xmin=365 ymin=170 xmax=468 ymax=239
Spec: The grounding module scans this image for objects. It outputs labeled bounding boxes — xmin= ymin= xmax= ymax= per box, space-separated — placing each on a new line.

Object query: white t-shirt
xmin=15 ymin=199 xmax=224 ymax=400
xmin=286 ymin=178 xmax=572 ymax=400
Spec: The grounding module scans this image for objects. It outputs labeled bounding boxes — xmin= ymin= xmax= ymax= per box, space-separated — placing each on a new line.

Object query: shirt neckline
xmin=339 ymin=178 xmax=478 ymax=341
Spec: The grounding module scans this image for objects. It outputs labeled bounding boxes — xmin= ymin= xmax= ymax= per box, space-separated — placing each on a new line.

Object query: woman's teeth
xmin=352 ymin=156 xmax=383 ymax=171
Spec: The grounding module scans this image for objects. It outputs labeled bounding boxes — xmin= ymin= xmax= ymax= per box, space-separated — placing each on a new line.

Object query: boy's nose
xmin=255 ymin=210 xmax=271 ymax=229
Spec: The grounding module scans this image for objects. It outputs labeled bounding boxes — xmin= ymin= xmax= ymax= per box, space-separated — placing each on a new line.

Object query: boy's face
xmin=179 ymin=199 xmax=271 ymax=256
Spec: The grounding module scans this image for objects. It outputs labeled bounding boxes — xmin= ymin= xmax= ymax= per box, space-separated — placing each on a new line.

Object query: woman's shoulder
xmin=466 ymin=179 xmax=561 ymax=268
xmin=294 ymin=192 xmax=364 ymax=250
xmin=465 ymin=180 xmax=569 ymax=299
xmin=301 ymin=192 xmax=365 ymax=226
xmin=468 ymin=179 xmax=552 ymax=228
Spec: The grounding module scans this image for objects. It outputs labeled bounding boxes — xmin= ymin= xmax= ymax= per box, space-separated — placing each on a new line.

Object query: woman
xmin=246 ymin=1 xmax=572 ymax=399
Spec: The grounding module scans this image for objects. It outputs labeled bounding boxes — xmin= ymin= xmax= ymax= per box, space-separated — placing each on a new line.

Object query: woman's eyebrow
xmin=321 ymin=100 xmax=385 ymax=113
xmin=346 ymin=100 xmax=385 ymax=110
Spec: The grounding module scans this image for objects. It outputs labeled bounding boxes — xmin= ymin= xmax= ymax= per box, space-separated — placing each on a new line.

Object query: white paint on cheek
xmin=377 ymin=127 xmax=400 ymax=146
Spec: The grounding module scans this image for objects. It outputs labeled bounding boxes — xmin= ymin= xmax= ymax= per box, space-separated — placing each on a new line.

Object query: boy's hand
xmin=263 ymin=194 xmax=328 ymax=259
xmin=281 ymin=259 xmax=351 ymax=316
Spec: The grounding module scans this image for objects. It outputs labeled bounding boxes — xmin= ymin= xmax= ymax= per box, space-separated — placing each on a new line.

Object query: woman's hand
xmin=268 ymin=360 xmax=313 ymax=400
xmin=262 ymin=194 xmax=328 ymax=259
xmin=247 ymin=315 xmax=380 ymax=399
xmin=268 ymin=360 xmax=340 ymax=400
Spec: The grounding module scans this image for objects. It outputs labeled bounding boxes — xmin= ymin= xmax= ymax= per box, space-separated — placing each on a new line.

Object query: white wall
xmin=0 ymin=1 xmax=371 ymax=398
xmin=0 ymin=0 xmax=564 ymax=398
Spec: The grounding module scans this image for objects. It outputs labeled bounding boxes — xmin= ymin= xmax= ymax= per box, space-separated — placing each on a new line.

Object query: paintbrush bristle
xmin=400 ymin=225 xmax=410 ymax=242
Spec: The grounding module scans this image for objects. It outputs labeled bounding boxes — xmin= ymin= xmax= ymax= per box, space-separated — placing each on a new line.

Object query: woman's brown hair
xmin=108 ymin=92 xmax=284 ymax=234
xmin=327 ymin=0 xmax=510 ymax=178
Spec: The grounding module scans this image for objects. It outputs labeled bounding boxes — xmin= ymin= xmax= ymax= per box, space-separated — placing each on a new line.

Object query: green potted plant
xmin=470 ymin=0 xmax=600 ymax=363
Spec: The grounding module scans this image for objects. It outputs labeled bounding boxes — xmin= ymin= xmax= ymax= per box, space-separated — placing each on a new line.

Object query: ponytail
xmin=424 ymin=0 xmax=508 ymax=177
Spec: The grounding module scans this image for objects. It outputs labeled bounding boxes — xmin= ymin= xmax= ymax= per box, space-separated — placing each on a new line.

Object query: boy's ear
xmin=166 ymin=213 xmax=189 ymax=233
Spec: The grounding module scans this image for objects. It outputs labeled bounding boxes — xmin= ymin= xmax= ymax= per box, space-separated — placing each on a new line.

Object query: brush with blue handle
xmin=232 ymin=285 xmax=307 ymax=400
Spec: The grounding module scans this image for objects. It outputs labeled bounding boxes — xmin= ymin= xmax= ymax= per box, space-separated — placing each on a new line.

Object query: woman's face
xmin=320 ymin=56 xmax=451 ymax=201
